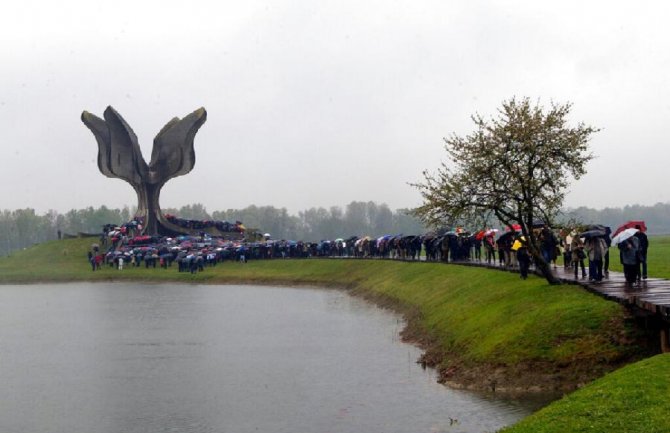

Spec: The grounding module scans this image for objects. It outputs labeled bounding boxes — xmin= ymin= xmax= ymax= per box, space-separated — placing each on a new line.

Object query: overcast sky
xmin=1 ymin=0 xmax=668 ymax=214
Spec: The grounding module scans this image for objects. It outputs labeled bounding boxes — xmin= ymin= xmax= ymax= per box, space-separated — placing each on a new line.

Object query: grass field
xmin=501 ymin=353 xmax=670 ymax=433
xmin=0 ymin=237 xmax=667 ymax=432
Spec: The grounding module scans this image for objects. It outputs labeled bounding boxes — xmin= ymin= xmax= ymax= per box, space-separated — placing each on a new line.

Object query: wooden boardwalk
xmin=450 ymin=259 xmax=670 ymax=324
xmin=551 ymin=265 xmax=670 ymax=322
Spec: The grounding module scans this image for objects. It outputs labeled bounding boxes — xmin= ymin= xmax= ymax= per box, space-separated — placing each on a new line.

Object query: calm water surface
xmin=0 ymin=283 xmax=543 ymax=433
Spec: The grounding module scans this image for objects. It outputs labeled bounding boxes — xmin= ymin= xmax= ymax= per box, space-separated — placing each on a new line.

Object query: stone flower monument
xmin=81 ymin=106 xmax=207 ymax=235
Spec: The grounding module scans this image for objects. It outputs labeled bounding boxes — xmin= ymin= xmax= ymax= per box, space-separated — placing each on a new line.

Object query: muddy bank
xmin=349 ymin=285 xmax=650 ymax=397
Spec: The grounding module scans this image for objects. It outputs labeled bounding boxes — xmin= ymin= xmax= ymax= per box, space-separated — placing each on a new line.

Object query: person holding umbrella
xmin=618 ymin=235 xmax=640 ymax=285
xmin=634 ymin=224 xmax=648 ymax=280
xmin=571 ymin=234 xmax=587 ymax=279
xmin=585 ymin=235 xmax=607 ymax=282
xmin=539 ymin=225 xmax=558 ymax=268
xmin=473 ymin=235 xmax=482 ymax=261
xmin=497 ymin=231 xmax=514 ymax=268
xmin=603 ymin=228 xmax=612 ymax=278
xmin=484 ymin=232 xmax=496 ymax=264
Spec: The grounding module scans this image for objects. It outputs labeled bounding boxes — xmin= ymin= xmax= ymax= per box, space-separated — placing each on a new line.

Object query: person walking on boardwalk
xmin=618 ymin=236 xmax=640 ymax=285
xmin=497 ymin=233 xmax=513 ymax=268
xmin=484 ymin=234 xmax=496 ymax=264
xmin=517 ymin=242 xmax=531 ymax=279
xmin=473 ymin=236 xmax=482 ymax=261
xmin=562 ymin=232 xmax=573 ymax=270
xmin=571 ymin=235 xmax=587 ymax=279
xmin=496 ymin=235 xmax=506 ymax=266
xmin=539 ymin=225 xmax=558 ymax=268
xmin=603 ymin=228 xmax=612 ymax=278
xmin=585 ymin=236 xmax=607 ymax=282
xmin=634 ymin=225 xmax=648 ymax=280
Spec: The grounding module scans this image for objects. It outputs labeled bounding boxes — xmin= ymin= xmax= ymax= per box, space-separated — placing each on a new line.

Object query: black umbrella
xmin=497 ymin=231 xmax=515 ymax=242
xmin=587 ymin=224 xmax=610 ymax=233
xmin=579 ymin=229 xmax=607 ymax=238
xmin=532 ymin=219 xmax=546 ymax=228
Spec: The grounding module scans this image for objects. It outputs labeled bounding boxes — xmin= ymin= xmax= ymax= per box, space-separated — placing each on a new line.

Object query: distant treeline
xmin=562 ymin=203 xmax=670 ymax=235
xmin=3 ymin=202 xmax=669 ymax=257
xmin=0 ymin=202 xmax=426 ymax=257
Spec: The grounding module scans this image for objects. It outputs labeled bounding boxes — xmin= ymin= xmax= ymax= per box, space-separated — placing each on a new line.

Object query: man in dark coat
xmin=634 ymin=225 xmax=649 ymax=280
xmin=539 ymin=225 xmax=558 ymax=267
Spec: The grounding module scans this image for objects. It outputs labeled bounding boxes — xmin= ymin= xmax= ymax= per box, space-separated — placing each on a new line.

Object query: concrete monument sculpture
xmin=81 ymin=106 xmax=207 ymax=235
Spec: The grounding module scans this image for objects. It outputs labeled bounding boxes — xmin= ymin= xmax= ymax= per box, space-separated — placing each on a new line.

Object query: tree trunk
xmin=532 ymin=251 xmax=561 ymax=285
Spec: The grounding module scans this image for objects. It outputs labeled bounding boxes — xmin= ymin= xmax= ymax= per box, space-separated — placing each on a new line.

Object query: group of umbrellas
xmin=611 ymin=220 xmax=647 ymax=246
xmin=470 ymin=220 xmax=647 ymax=251
xmin=579 ymin=220 xmax=647 ymax=246
xmin=109 ymin=234 xmax=242 ymax=257
xmin=474 ymin=229 xmax=500 ymax=241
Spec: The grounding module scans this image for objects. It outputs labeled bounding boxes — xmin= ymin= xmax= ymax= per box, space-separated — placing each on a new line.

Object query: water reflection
xmin=0 ymin=283 xmax=545 ymax=432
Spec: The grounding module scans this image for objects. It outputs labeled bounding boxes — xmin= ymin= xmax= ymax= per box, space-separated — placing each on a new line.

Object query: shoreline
xmin=346 ymin=282 xmax=635 ymax=397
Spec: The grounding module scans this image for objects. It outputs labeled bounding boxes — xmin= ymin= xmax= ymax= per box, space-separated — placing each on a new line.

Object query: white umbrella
xmin=611 ymin=228 xmax=638 ymax=246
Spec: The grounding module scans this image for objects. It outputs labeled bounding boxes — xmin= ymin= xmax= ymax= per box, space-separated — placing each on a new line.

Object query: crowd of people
xmin=86 ymin=219 xmax=650 ymax=284
xmin=560 ymin=223 xmax=648 ymax=285
xmin=484 ymin=223 xmax=649 ymax=284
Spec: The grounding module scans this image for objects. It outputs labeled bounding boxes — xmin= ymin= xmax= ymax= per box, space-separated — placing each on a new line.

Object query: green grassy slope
xmin=501 ymin=353 xmax=670 ymax=433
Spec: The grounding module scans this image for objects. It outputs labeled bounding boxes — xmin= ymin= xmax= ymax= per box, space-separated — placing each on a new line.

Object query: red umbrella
xmin=506 ymin=224 xmax=522 ymax=232
xmin=613 ymin=220 xmax=647 ymax=237
xmin=475 ymin=230 xmax=486 ymax=241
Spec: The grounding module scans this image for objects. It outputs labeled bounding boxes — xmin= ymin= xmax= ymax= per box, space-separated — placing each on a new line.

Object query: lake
xmin=0 ymin=283 xmax=541 ymax=432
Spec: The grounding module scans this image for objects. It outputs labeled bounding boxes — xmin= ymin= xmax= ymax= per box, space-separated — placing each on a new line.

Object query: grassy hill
xmin=501 ymin=353 xmax=670 ymax=433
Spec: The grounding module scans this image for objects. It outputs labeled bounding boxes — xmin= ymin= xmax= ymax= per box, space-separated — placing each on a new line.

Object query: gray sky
xmin=1 ymin=0 xmax=668 ymax=214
